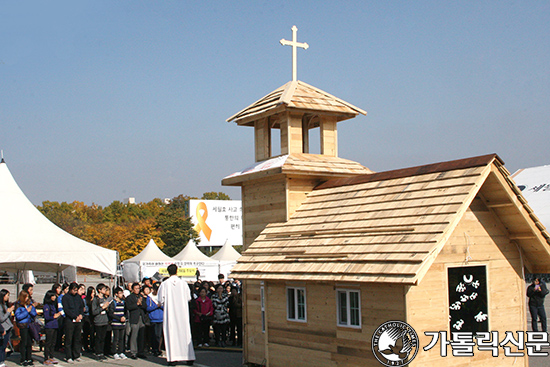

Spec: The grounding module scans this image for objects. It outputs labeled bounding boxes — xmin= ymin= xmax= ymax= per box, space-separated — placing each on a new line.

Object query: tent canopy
xmin=512 ymin=165 xmax=550 ymax=230
xmin=172 ymin=240 xmax=211 ymax=261
xmin=0 ymin=161 xmax=118 ymax=274
xmin=124 ymin=238 xmax=172 ymax=263
xmin=210 ymin=239 xmax=241 ymax=262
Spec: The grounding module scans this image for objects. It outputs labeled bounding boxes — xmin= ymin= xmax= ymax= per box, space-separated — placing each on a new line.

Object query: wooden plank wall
xmin=243 ymin=280 xmax=267 ymax=365
xmin=242 ymin=176 xmax=320 ymax=249
xmin=248 ymin=281 xmax=405 ymax=367
xmin=287 ymin=177 xmax=321 ymax=219
xmin=242 ymin=177 xmax=287 ymax=249
xmin=406 ymin=197 xmax=527 ymax=366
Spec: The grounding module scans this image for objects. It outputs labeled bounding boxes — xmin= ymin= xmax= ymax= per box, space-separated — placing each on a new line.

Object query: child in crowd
xmin=109 ymin=287 xmax=128 ymax=360
xmin=43 ymin=291 xmax=61 ymax=366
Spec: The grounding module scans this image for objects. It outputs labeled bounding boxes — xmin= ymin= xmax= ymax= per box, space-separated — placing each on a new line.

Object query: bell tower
xmin=222 ymin=26 xmax=372 ymax=249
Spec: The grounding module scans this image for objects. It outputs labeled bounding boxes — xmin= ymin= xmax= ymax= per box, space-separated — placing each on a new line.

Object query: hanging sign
xmin=158 ymin=267 xmax=197 ymax=277
xmin=447 ymin=265 xmax=489 ymax=333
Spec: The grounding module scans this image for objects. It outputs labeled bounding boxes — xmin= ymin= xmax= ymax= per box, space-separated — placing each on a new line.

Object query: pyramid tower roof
xmin=227 ymin=80 xmax=366 ymax=126
xmin=223 ymin=153 xmax=372 ymax=186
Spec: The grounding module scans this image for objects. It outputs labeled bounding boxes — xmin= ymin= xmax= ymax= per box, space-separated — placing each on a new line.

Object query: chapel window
xmin=286 ymin=286 xmax=307 ymax=322
xmin=337 ymin=289 xmax=361 ymax=328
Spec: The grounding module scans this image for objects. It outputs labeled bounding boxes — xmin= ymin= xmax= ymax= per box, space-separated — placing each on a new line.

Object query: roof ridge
xmin=295 ymin=80 xmax=367 ymax=115
xmin=227 ymin=81 xmax=291 ymax=122
xmin=279 ymin=80 xmax=298 ymax=105
xmin=315 ymin=154 xmax=501 ymax=190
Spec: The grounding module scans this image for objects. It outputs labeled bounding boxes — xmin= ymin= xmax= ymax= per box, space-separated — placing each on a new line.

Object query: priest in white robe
xmin=158 ymin=264 xmax=196 ymax=365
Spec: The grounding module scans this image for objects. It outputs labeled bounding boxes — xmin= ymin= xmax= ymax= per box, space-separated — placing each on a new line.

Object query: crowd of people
xmin=0 ymin=269 xmax=242 ymax=367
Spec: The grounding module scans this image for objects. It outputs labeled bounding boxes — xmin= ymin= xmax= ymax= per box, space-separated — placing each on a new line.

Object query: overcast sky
xmin=1 ymin=1 xmax=549 ymax=206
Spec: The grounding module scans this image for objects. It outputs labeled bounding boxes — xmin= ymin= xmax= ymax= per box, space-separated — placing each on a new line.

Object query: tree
xmin=37 ymin=194 xmax=222 ymax=259
xmin=201 ymin=192 xmax=231 ymax=200
xmin=156 ymin=195 xmax=200 ymax=257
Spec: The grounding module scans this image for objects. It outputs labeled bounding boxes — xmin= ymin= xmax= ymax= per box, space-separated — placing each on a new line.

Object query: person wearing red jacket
xmin=193 ymin=287 xmax=213 ymax=347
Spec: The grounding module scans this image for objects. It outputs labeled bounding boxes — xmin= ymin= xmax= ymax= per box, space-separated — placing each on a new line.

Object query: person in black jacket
xmin=527 ymin=278 xmax=549 ymax=332
xmin=125 ymin=283 xmax=147 ymax=359
xmin=62 ymin=283 xmax=84 ymax=362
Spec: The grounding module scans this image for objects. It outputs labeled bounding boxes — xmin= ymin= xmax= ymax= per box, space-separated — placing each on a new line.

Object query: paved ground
xmin=3 ymin=348 xmax=243 ymax=367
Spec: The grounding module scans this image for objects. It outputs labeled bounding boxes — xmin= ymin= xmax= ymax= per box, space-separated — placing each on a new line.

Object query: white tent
xmin=512 ymin=164 xmax=550 ymax=229
xmin=211 ymin=239 xmax=241 ymax=279
xmin=210 ymin=239 xmax=241 ymax=262
xmin=122 ymin=238 xmax=173 ymax=282
xmin=173 ymin=240 xmax=212 ymax=261
xmin=172 ymin=240 xmax=219 ymax=281
xmin=0 ymin=160 xmax=117 ymax=275
xmin=125 ymin=238 xmax=173 ymax=263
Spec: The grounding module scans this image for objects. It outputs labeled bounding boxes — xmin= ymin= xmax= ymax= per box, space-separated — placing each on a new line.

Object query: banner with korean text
xmin=188 ymin=200 xmax=243 ymax=247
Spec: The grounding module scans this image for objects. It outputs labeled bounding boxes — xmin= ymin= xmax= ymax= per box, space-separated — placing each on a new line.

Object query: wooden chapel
xmin=223 ymin=27 xmax=550 ymax=367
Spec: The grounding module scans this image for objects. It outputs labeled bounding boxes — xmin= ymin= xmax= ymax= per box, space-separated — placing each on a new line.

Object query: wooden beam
xmin=485 ymin=202 xmax=514 ymax=208
xmin=509 ymin=233 xmax=537 ymax=240
xmin=265 ymin=227 xmax=416 ymax=238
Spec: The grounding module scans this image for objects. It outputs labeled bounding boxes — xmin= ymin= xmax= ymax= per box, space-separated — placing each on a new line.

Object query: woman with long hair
xmin=82 ymin=286 xmax=95 ymax=352
xmin=211 ymin=284 xmax=230 ymax=347
xmin=51 ymin=284 xmax=61 ymax=297
xmin=14 ymin=290 xmax=37 ymax=366
xmin=43 ymin=290 xmax=61 ymax=365
xmin=0 ymin=289 xmax=15 ymax=367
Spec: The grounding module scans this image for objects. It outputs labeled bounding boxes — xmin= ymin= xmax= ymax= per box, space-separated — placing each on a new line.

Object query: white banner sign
xmin=139 ymin=260 xmax=219 ymax=281
xmin=189 ymin=200 xmax=243 ymax=247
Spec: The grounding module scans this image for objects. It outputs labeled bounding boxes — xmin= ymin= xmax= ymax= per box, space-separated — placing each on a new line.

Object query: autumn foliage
xmin=37 ymin=193 xmax=230 ymax=260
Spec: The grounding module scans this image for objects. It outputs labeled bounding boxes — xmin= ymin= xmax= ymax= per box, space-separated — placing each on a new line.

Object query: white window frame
xmin=286 ymin=286 xmax=307 ymax=322
xmin=260 ymin=286 xmax=266 ymax=333
xmin=336 ymin=288 xmax=361 ymax=329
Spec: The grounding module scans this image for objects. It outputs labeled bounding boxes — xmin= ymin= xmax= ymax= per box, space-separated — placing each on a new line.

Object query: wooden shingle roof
xmin=222 ymin=153 xmax=373 ymax=186
xmin=227 ymin=80 xmax=366 ymax=126
xmin=231 ymin=154 xmax=550 ymax=284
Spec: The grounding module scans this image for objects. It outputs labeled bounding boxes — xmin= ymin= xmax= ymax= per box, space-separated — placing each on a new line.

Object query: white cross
xmin=280 ymin=25 xmax=309 ymax=82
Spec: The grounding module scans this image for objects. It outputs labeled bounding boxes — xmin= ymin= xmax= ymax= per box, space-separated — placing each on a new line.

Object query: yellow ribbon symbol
xmin=194 ymin=202 xmax=212 ymax=241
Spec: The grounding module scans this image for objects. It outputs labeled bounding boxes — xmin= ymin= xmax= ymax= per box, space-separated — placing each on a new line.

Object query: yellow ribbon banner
xmin=158 ymin=267 xmax=197 ymax=277
xmin=193 ymin=201 xmax=212 ymax=241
